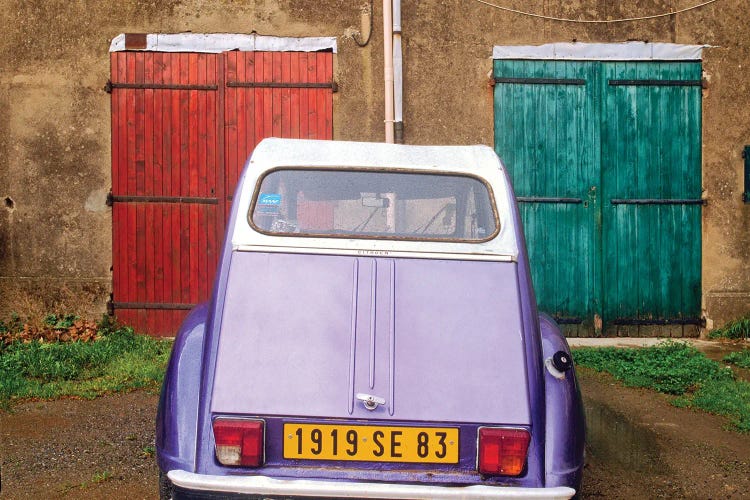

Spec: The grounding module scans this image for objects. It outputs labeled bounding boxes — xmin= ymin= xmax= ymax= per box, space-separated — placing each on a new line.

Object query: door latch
xmin=356 ymin=393 xmax=386 ymax=410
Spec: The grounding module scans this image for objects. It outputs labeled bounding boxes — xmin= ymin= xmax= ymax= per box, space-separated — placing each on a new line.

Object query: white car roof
xmin=230 ymin=138 xmax=520 ymax=261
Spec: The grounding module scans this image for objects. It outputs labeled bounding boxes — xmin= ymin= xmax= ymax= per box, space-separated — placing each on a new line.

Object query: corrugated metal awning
xmin=493 ymin=42 xmax=708 ymax=61
xmin=110 ymin=33 xmax=337 ymax=53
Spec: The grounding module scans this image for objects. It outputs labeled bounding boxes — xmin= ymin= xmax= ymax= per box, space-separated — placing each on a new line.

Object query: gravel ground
xmin=1 ymin=368 xmax=749 ymax=499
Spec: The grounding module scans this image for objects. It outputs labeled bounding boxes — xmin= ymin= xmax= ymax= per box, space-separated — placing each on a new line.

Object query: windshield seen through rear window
xmin=249 ymin=169 xmax=498 ymax=242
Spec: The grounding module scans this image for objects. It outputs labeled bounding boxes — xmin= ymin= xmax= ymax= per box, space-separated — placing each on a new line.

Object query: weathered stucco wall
xmin=0 ymin=0 xmax=748 ymax=330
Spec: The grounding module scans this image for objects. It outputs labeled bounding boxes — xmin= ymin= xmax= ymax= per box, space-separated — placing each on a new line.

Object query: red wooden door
xmin=110 ymin=49 xmax=333 ymax=336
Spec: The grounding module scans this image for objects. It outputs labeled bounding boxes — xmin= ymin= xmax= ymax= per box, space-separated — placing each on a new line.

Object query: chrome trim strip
xmin=388 ymin=259 xmax=396 ymax=416
xmin=233 ymin=245 xmax=516 ymax=262
xmin=369 ymin=260 xmax=377 ymax=389
xmin=347 ymin=259 xmax=359 ymax=415
xmin=168 ymin=470 xmax=576 ymax=499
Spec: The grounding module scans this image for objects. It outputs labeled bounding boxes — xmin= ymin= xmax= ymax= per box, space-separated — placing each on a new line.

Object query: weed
xmin=43 ymin=314 xmax=79 ymax=329
xmin=724 ymin=349 xmax=750 ymax=369
xmin=709 ymin=316 xmax=750 ymax=340
xmin=67 ymin=470 xmax=114 ymax=492
xmin=141 ymin=445 xmax=156 ymax=458
xmin=573 ymin=342 xmax=750 ymax=433
xmin=0 ymin=325 xmax=172 ymax=406
xmin=0 ymin=313 xmax=23 ymax=335
xmin=674 ymin=379 xmax=750 ymax=433
xmin=572 ymin=341 xmax=730 ymax=394
xmin=92 ymin=471 xmax=112 ymax=483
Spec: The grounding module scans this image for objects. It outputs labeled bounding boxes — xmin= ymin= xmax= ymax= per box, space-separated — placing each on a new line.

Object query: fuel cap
xmin=552 ymin=351 xmax=573 ymax=372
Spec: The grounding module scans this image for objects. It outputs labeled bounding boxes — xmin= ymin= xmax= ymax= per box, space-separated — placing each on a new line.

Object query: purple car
xmin=156 ymin=138 xmax=585 ymax=499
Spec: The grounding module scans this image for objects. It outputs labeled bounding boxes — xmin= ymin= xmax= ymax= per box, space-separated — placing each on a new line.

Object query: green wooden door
xmin=600 ymin=62 xmax=703 ymax=334
xmin=494 ymin=60 xmax=702 ymax=336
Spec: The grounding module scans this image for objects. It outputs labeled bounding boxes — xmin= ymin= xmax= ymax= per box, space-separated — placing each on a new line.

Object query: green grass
xmin=724 ymin=349 xmax=750 ymax=369
xmin=573 ymin=342 xmax=750 ymax=432
xmin=0 ymin=324 xmax=171 ymax=408
xmin=708 ymin=316 xmax=750 ymax=340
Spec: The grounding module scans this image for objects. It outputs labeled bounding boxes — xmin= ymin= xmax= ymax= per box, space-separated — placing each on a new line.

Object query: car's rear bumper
xmin=168 ymin=470 xmax=575 ymax=499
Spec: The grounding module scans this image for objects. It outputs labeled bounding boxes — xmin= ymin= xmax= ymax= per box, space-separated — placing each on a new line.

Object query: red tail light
xmin=477 ymin=427 xmax=530 ymax=476
xmin=212 ymin=418 xmax=264 ymax=467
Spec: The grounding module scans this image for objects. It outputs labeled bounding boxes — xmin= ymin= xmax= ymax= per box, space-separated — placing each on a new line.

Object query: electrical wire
xmin=353 ymin=0 xmax=374 ymax=47
xmin=469 ymin=0 xmax=719 ymax=23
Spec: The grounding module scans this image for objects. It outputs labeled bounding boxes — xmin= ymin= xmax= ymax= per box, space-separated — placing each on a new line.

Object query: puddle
xmin=585 ymin=399 xmax=666 ymax=474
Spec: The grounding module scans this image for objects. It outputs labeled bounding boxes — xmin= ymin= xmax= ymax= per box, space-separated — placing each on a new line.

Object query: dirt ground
xmin=1 ymin=369 xmax=749 ymax=499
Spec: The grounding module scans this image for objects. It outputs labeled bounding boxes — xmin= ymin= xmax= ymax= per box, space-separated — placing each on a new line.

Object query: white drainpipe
xmin=383 ymin=0 xmax=395 ymax=143
xmin=392 ymin=0 xmax=403 ymax=143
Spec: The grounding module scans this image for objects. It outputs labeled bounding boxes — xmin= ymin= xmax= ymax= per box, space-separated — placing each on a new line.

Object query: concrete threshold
xmin=567 ymin=338 xmax=748 ymax=349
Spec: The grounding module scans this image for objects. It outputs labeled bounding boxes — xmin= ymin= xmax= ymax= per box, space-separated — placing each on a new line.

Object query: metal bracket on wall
xmin=517 ymin=197 xmax=583 ymax=204
xmin=608 ymin=79 xmax=703 ymax=87
xmin=494 ymin=77 xmax=586 ymax=86
xmin=226 ymin=81 xmax=338 ymax=92
xmin=610 ymin=198 xmax=707 ymax=206
xmin=107 ymin=193 xmax=218 ymax=205
xmin=107 ymin=300 xmax=196 ymax=313
xmin=104 ymin=80 xmax=219 ymax=93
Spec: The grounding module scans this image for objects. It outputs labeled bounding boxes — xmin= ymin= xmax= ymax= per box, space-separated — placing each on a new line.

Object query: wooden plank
xmin=153 ymin=52 xmax=165 ymax=335
xmin=224 ymin=51 xmax=238 ymax=207
xmin=299 ymin=53 xmax=309 ymax=139
xmin=189 ymin=53 xmax=199 ymax=198
xmin=325 ymin=53 xmax=333 ymax=139
xmin=307 ymin=53 xmax=318 ymax=138
xmin=198 ymin=55 xmax=208 ymax=301
xmin=290 ymin=52 xmax=300 ymax=139
xmin=188 ymin=54 xmax=202 ymax=304
xmin=144 ymin=53 xmax=156 ymax=334
xmin=320 ymin=52 xmax=332 ymax=139
xmin=281 ymin=51 xmax=291 ymax=139
xmin=236 ymin=51 xmax=247 ymax=196
xmin=144 ymin=203 xmax=154 ymax=334
xmin=263 ymin=52 xmax=274 ymax=140
xmin=136 ymin=202 xmax=146 ymax=331
xmin=254 ymin=51 xmax=266 ymax=153
xmin=248 ymin=52 xmax=257 ymax=160
xmin=160 ymin=55 xmax=173 ymax=336
xmin=180 ymin=203 xmax=190 ymax=305
xmin=272 ymin=52 xmax=282 ymax=137
xmin=127 ymin=202 xmax=137 ymax=309
xmin=198 ymin=54 xmax=208 ymax=199
xmin=216 ymin=53 xmax=227 ymax=249
xmin=171 ymin=56 xmax=183 ymax=305
xmin=135 ymin=55 xmax=146 ymax=196
xmin=189 ymin=204 xmax=199 ymax=304
xmin=179 ymin=53 xmax=191 ymax=304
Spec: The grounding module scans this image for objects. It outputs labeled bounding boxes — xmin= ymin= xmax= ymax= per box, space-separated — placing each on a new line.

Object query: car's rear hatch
xmin=210 ymin=251 xmax=531 ymax=480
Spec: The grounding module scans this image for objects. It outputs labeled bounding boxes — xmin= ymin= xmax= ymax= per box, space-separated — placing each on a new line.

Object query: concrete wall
xmin=1 ymin=0 xmax=748 ymax=330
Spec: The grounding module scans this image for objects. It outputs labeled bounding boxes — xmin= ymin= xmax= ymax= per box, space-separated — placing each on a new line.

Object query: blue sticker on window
xmin=259 ymin=193 xmax=282 ymax=205
xmin=257 ymin=193 xmax=282 ymax=214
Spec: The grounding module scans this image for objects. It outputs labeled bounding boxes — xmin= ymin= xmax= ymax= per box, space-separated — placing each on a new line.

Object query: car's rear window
xmin=249 ymin=169 xmax=498 ymax=242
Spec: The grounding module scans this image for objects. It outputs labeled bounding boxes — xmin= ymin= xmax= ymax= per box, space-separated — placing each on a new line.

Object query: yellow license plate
xmin=283 ymin=423 xmax=459 ymax=464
